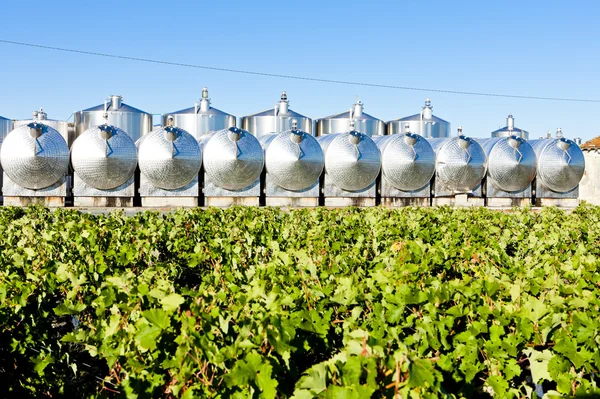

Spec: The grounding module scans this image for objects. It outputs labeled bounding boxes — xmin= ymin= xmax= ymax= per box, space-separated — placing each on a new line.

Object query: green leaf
xmin=142 ymin=308 xmax=170 ymax=330
xmin=160 ymin=293 xmax=184 ymax=312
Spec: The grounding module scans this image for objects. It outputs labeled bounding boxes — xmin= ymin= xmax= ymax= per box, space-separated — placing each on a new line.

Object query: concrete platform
xmin=487 ymin=197 xmax=532 ymax=208
xmin=142 ymin=197 xmax=198 ymax=207
xmin=205 ymin=197 xmax=259 ymax=207
xmin=4 ymin=196 xmax=65 ymax=207
xmin=535 ymin=198 xmax=580 ymax=208
xmin=265 ymin=197 xmax=319 ymax=207
xmin=324 ymin=197 xmax=376 ymax=207
xmin=433 ymin=194 xmax=485 ymax=207
xmin=381 ymin=197 xmax=430 ymax=207
xmin=74 ymin=197 xmax=133 ymax=207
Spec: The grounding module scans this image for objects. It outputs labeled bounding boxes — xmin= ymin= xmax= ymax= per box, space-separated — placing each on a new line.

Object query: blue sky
xmin=1 ymin=1 xmax=598 ymax=141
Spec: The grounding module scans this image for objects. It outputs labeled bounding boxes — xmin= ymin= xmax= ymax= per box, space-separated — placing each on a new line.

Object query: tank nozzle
xmin=165 ymin=126 xmax=178 ymax=142
xmin=98 ymin=124 xmax=115 ymax=140
xmin=228 ymin=126 xmax=242 ymax=142
xmin=202 ymin=87 xmax=209 ymax=99
xmin=404 ymin=132 xmax=418 ymax=146
xmin=508 ymin=136 xmax=522 ymax=149
xmin=27 ymin=122 xmax=44 ymax=139
xmin=348 ymin=130 xmax=362 ymax=145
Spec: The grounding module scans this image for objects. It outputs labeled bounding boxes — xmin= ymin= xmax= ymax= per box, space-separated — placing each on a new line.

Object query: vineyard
xmin=1 ymin=205 xmax=599 ymax=398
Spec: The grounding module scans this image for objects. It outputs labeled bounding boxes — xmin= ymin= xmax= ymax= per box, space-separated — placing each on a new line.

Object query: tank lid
xmin=316 ymin=101 xmax=382 ymax=122
xmin=243 ymin=92 xmax=308 ymax=119
xmin=81 ymin=97 xmax=149 ymax=114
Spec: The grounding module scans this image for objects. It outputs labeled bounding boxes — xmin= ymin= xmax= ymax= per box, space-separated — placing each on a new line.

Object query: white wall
xmin=579 ymin=150 xmax=600 ymax=205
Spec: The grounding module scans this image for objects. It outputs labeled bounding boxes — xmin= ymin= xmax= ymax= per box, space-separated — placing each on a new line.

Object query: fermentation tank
xmin=259 ymin=122 xmax=324 ymax=200
xmin=200 ymin=126 xmax=264 ymax=200
xmin=387 ymin=98 xmax=451 ymax=138
xmin=530 ymin=135 xmax=585 ymax=199
xmin=478 ymin=136 xmax=536 ymax=199
xmin=13 ymin=108 xmax=74 ymax=147
xmin=429 ymin=132 xmax=487 ymax=196
xmin=138 ymin=125 xmax=202 ymax=191
xmin=315 ymin=100 xmax=385 ymax=137
xmin=75 ymin=95 xmax=152 ymax=141
xmin=71 ymin=125 xmax=137 ymax=191
xmin=0 ymin=116 xmax=12 ymax=145
xmin=1 ymin=123 xmax=69 ymax=193
xmin=373 ymin=131 xmax=435 ymax=199
xmin=491 ymin=114 xmax=529 ymax=140
xmin=242 ymin=92 xmax=312 ymax=137
xmin=162 ymin=88 xmax=236 ymax=139
xmin=317 ymin=122 xmax=381 ymax=204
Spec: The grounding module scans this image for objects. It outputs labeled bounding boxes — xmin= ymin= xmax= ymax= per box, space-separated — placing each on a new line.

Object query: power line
xmin=1 ymin=38 xmax=599 ymax=104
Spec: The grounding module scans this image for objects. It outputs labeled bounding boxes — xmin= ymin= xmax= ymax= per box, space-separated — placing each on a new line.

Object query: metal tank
xmin=0 ymin=116 xmax=12 ymax=145
xmin=530 ymin=132 xmax=585 ymax=200
xmin=200 ymin=126 xmax=264 ymax=204
xmin=75 ymin=95 xmax=152 ymax=141
xmin=317 ymin=121 xmax=381 ymax=205
xmin=491 ymin=114 xmax=529 ymax=140
xmin=478 ymin=136 xmax=536 ymax=201
xmin=429 ymin=129 xmax=487 ymax=197
xmin=373 ymin=128 xmax=435 ymax=202
xmin=162 ymin=88 xmax=236 ymax=139
xmin=259 ymin=121 xmax=324 ymax=203
xmin=387 ymin=98 xmax=451 ymax=138
xmin=1 ymin=123 xmax=69 ymax=201
xmin=138 ymin=125 xmax=202 ymax=200
xmin=13 ymin=108 xmax=75 ymax=147
xmin=315 ymin=100 xmax=385 ymax=137
xmin=242 ymin=92 xmax=312 ymax=137
xmin=71 ymin=125 xmax=138 ymax=198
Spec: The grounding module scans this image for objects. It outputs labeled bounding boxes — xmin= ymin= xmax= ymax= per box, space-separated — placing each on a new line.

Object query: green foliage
xmin=1 ymin=204 xmax=600 ymax=398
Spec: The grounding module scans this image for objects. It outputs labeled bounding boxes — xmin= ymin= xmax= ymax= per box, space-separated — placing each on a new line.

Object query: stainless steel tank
xmin=0 ymin=116 xmax=12 ymax=146
xmin=259 ymin=127 xmax=324 ymax=193
xmin=71 ymin=125 xmax=137 ymax=190
xmin=75 ymin=95 xmax=152 ymax=141
xmin=241 ymin=92 xmax=312 ymax=137
xmin=1 ymin=123 xmax=69 ymax=189
xmin=479 ymin=136 xmax=536 ymax=194
xmin=491 ymin=114 xmax=529 ymax=140
xmin=315 ymin=100 xmax=385 ymax=137
xmin=429 ymin=133 xmax=487 ymax=195
xmin=387 ymin=98 xmax=451 ymax=138
xmin=317 ymin=126 xmax=381 ymax=193
xmin=373 ymin=132 xmax=435 ymax=192
xmin=13 ymin=108 xmax=75 ymax=147
xmin=530 ymin=137 xmax=585 ymax=195
xmin=138 ymin=126 xmax=202 ymax=190
xmin=162 ymin=88 xmax=236 ymax=139
xmin=200 ymin=127 xmax=264 ymax=193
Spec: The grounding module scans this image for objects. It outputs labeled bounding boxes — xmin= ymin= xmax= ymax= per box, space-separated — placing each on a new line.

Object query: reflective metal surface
xmin=71 ymin=125 xmax=137 ymax=190
xmin=491 ymin=114 xmax=529 ymax=139
xmin=138 ymin=126 xmax=202 ymax=190
xmin=0 ymin=116 xmax=12 ymax=146
xmin=315 ymin=100 xmax=385 ymax=137
xmin=14 ymin=108 xmax=75 ymax=147
xmin=317 ymin=131 xmax=381 ymax=192
xmin=75 ymin=95 xmax=152 ymax=141
xmin=260 ymin=129 xmax=324 ymax=192
xmin=241 ymin=92 xmax=312 ymax=137
xmin=162 ymin=88 xmax=236 ymax=139
xmin=200 ymin=127 xmax=264 ymax=191
xmin=387 ymin=98 xmax=451 ymax=138
xmin=429 ymin=135 xmax=487 ymax=193
xmin=530 ymin=138 xmax=585 ymax=193
xmin=479 ymin=136 xmax=536 ymax=192
xmin=373 ymin=133 xmax=435 ymax=191
xmin=1 ymin=123 xmax=69 ymax=189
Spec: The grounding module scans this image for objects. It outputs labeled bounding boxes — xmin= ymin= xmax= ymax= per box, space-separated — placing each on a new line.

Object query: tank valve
xmin=166 ymin=115 xmax=175 ymax=127
xmin=27 ymin=122 xmax=44 ymax=139
xmin=348 ymin=130 xmax=362 ymax=145
xmin=458 ymin=135 xmax=471 ymax=150
xmin=404 ymin=132 xmax=418 ymax=147
xmin=165 ymin=126 xmax=178 ymax=142
xmin=557 ymin=138 xmax=571 ymax=151
xmin=228 ymin=126 xmax=242 ymax=142
xmin=508 ymin=136 xmax=522 ymax=149
xmin=281 ymin=91 xmax=288 ymax=101
xmin=98 ymin=124 xmax=115 ymax=140
xmin=556 ymin=128 xmax=564 ymax=138
xmin=202 ymin=87 xmax=209 ymax=99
